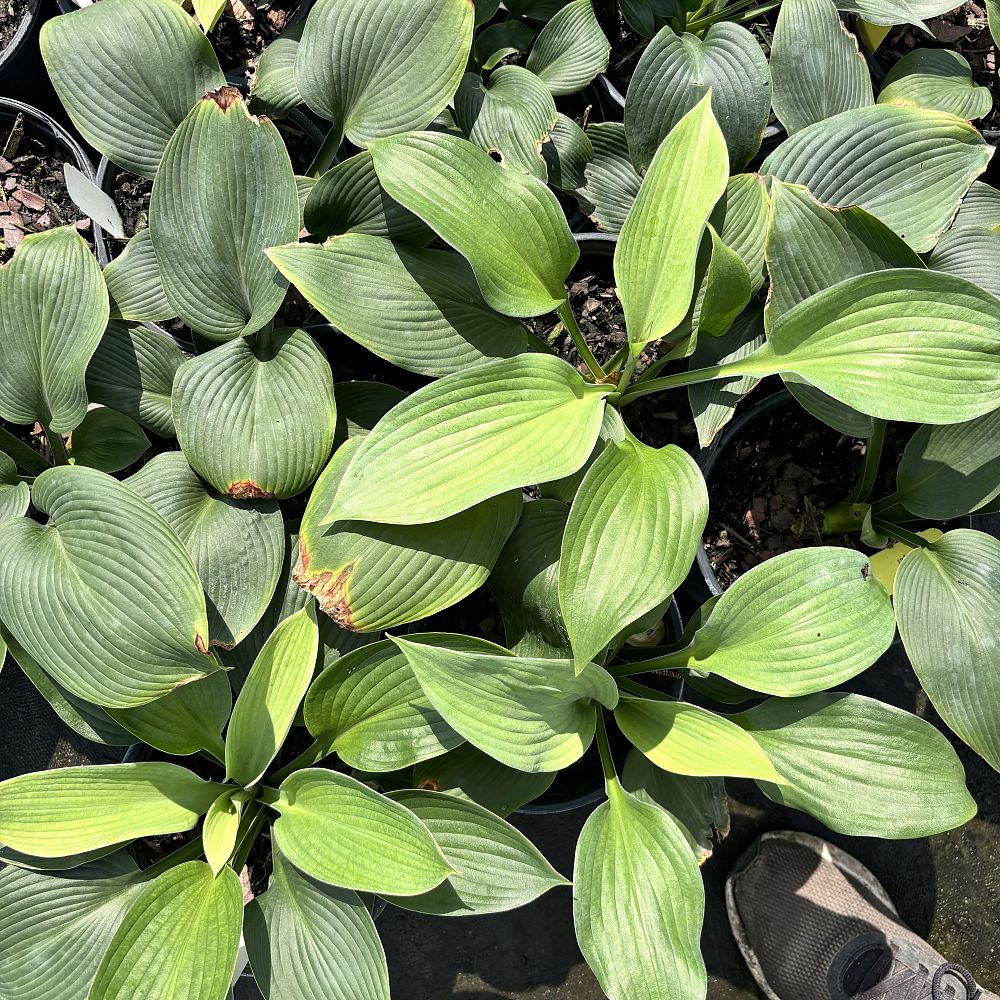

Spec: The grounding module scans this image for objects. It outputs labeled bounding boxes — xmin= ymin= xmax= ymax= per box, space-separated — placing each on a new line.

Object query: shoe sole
xmin=725 ymin=830 xmax=899 ymax=1000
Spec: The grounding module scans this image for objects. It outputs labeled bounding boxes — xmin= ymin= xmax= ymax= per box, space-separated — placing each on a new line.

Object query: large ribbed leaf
xmin=294 ymin=0 xmax=472 ymax=146
xmin=526 ymin=0 xmax=608 ymax=96
xmin=0 ymin=228 xmax=108 ymax=433
xmin=454 ymin=67 xmax=556 ymax=179
xmin=245 ymin=849 xmax=389 ymax=1000
xmin=392 ymin=635 xmax=619 ymax=772
xmin=271 ymin=768 xmax=453 ymax=894
xmin=267 ymin=237 xmax=531 ymax=377
xmin=0 ymin=452 xmax=28 ymax=523
xmin=298 ymin=439 xmax=520 ymax=630
xmin=0 ymin=466 xmax=217 ymax=708
xmin=249 ymin=23 xmax=305 ymax=118
xmin=369 ymin=131 xmax=579 ymax=317
xmin=40 ymin=0 xmax=224 ymax=178
xmin=67 ymin=407 xmax=149 ymax=475
xmin=616 ymin=96 xmax=729 ymax=352
xmin=711 ymin=173 xmax=770 ymax=295
xmin=625 ymin=23 xmax=770 ymax=170
xmin=736 ymin=693 xmax=977 ymax=836
xmin=0 ymin=855 xmax=143 ymax=1000
xmin=383 ymin=790 xmax=568 ymax=915
xmin=560 ymin=434 xmax=707 ymax=671
xmin=323 ymin=355 xmax=610 ymax=525
xmin=896 ymin=530 xmax=1000 ymax=772
xmin=333 ymin=381 xmax=406 ymax=446
xmin=769 ymin=0 xmax=872 ymax=134
xmin=303 ymin=637 xmax=464 ymax=771
xmin=837 ymin=0 xmax=961 ymax=26
xmin=86 ymin=321 xmax=186 ymax=438
xmin=574 ymin=781 xmax=706 ymax=1000
xmin=0 ymin=763 xmax=223 ymax=856
xmin=952 ymin=180 xmax=1000 ymax=231
xmin=128 ymin=452 xmax=283 ymax=649
xmin=578 ymin=122 xmax=641 ymax=233
xmin=90 ymin=862 xmax=243 ymax=1000
xmin=928 ymin=226 xmax=1000 ymax=298
xmin=227 ymin=606 xmax=318 ymax=786
xmin=761 ymin=105 xmax=991 ymax=251
xmin=879 ymin=49 xmax=992 ymax=120
xmin=149 ymin=89 xmax=299 ymax=341
xmin=104 ymin=230 xmax=174 ymax=323
xmin=475 ymin=21 xmax=536 ymax=71
xmin=543 ymin=113 xmax=592 ymax=190
xmin=172 ymin=329 xmax=336 ymax=499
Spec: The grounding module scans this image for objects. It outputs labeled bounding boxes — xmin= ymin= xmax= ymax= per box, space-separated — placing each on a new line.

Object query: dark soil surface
xmin=212 ymin=0 xmax=299 ymax=77
xmin=107 ymin=170 xmax=152 ymax=246
xmin=0 ymin=114 xmax=94 ymax=264
xmin=593 ymin=2 xmax=647 ymax=96
xmin=0 ymin=0 xmax=28 ymax=52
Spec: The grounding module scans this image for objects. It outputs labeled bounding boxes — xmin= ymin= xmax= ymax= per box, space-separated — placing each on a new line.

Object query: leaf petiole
xmin=557 ymin=299 xmax=607 ymax=382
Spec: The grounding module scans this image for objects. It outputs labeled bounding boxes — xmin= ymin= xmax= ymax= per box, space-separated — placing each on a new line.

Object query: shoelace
xmin=856 ymin=961 xmax=984 ymax=1000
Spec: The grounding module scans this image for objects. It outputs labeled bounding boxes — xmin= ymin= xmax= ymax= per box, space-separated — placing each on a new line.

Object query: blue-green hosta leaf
xmin=560 ymin=434 xmax=707 ymax=671
xmin=392 ymin=634 xmax=619 ymax=772
xmin=67 ymin=407 xmax=149 ymax=474
xmin=0 ymin=227 xmax=108 ymax=433
xmin=761 ymin=104 xmax=991 ymax=252
xmin=384 ymin=790 xmax=569 ymax=915
xmin=294 ymin=0 xmax=473 ymax=147
xmin=577 ymin=122 xmax=641 ymax=233
xmin=149 ymin=88 xmax=299 ymax=341
xmin=267 ymin=236 xmax=531 ymax=377
xmin=299 ymin=438 xmax=520 ymax=631
xmin=836 ymin=0 xmax=961 ymax=26
xmin=104 ymin=229 xmax=174 ymax=323
xmin=90 ymin=862 xmax=243 ymax=1000
xmin=879 ymin=49 xmax=992 ymax=121
xmin=369 ymin=131 xmax=579 ymax=317
xmin=0 ymin=466 xmax=217 ymax=709
xmin=928 ymin=225 xmax=1000 ymax=299
xmin=128 ymin=452 xmax=284 ymax=649
xmin=202 ymin=790 xmax=243 ymax=876
xmin=542 ymin=113 xmax=593 ymax=191
xmin=769 ymin=0 xmax=873 ymax=134
xmin=0 ymin=763 xmax=224 ymax=856
xmin=526 ymin=0 xmax=609 ymax=96
xmin=324 ymin=354 xmax=610 ymax=525
xmin=710 ymin=173 xmax=770 ymax=295
xmin=333 ymin=381 xmax=406 ymax=447
xmin=0 ymin=451 xmax=28 ymax=523
xmin=272 ymin=768 xmax=453 ymax=894
xmin=474 ymin=21 xmax=536 ymax=72
xmin=172 ymin=328 xmax=336 ymax=499
xmin=40 ymin=0 xmax=225 ymax=178
xmin=249 ymin=22 xmax=304 ymax=118
xmin=616 ymin=96 xmax=729 ymax=352
xmin=226 ymin=606 xmax=319 ymax=786
xmin=951 ymin=180 xmax=1000 ymax=231
xmin=625 ymin=23 xmax=771 ymax=170
xmin=0 ymin=845 xmax=134 ymax=874
xmin=574 ymin=781 xmax=706 ymax=1000
xmin=619 ymin=0 xmax=673 ymax=35
xmin=454 ymin=67 xmax=557 ymax=179
xmin=736 ymin=692 xmax=977 ymax=836
xmin=245 ymin=849 xmax=389 ymax=1000
xmin=303 ymin=637 xmax=464 ymax=771
xmin=896 ymin=530 xmax=1000 ymax=772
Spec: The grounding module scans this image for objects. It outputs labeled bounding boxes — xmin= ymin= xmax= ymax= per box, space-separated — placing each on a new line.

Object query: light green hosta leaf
xmin=295 ymin=0 xmax=472 ymax=147
xmin=40 ymin=0 xmax=225 ymax=178
xmin=272 ymin=768 xmax=453 ymax=894
xmin=761 ymin=105 xmax=991 ymax=252
xmin=616 ymin=96 xmax=729 ymax=352
xmin=769 ymin=0 xmax=873 ymax=134
xmin=384 ymin=790 xmax=568 ymax=915
xmin=928 ymin=226 xmax=1000 ymax=299
xmin=303 ymin=638 xmax=464 ymax=771
xmin=896 ymin=530 xmax=1000 ymax=772
xmin=67 ymin=407 xmax=149 ymax=474
xmin=203 ymin=790 xmax=242 ymax=875
xmin=736 ymin=692 xmax=977 ymax=836
xmin=560 ymin=435 xmax=706 ymax=671
xmin=267 ymin=237 xmax=530 ymax=377
xmin=711 ymin=173 xmax=770 ymax=295
xmin=526 ymin=0 xmax=609 ymax=96
xmin=474 ymin=21 xmax=536 ymax=71
xmin=333 ymin=381 xmax=406 ymax=446
xmin=369 ymin=131 xmax=579 ymax=317
xmin=90 ymin=862 xmax=243 ymax=1000
xmin=616 ymin=696 xmax=784 ymax=782
xmin=227 ymin=606 xmax=319 ymax=786
xmin=0 ymin=227 xmax=109 ymax=433
xmin=541 ymin=405 xmax=627 ymax=505
xmin=0 ymin=452 xmax=28 ymax=523
xmin=392 ymin=635 xmax=618 ymax=772
xmin=299 ymin=438 xmax=520 ymax=630
xmin=542 ymin=113 xmax=593 ymax=191
xmin=454 ymin=67 xmax=557 ymax=179
xmin=952 ymin=180 xmax=1000 ymax=231
xmin=249 ymin=23 xmax=304 ymax=118
xmin=0 ymin=466 xmax=217 ymax=708
xmin=173 ymin=328 xmax=336 ymax=499
xmin=575 ymin=781 xmax=706 ymax=1000
xmin=149 ymin=89 xmax=299 ymax=341
xmin=245 ymin=849 xmax=389 ymax=1000
xmin=128 ymin=452 xmax=284 ymax=649
xmin=879 ymin=49 xmax=992 ymax=121
xmin=625 ymin=23 xmax=770 ymax=171
xmin=649 ymin=548 xmax=895 ymax=695
xmin=302 ymin=151 xmax=431 ymax=242
xmin=324 ymin=355 xmax=609 ymax=525
xmin=0 ymin=763 xmax=223 ymax=857
xmin=104 ymin=229 xmax=174 ymax=323
xmin=0 ymin=856 xmax=143 ymax=1000
xmin=578 ymin=122 xmax=641 ymax=233
xmin=86 ymin=321 xmax=186 ymax=438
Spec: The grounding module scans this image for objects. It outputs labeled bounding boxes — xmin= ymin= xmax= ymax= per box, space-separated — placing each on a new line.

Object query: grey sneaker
xmin=726 ymin=830 xmax=997 ymax=1000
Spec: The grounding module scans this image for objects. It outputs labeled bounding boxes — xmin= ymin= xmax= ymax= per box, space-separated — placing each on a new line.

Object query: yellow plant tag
xmin=870 ymin=528 xmax=944 ymax=596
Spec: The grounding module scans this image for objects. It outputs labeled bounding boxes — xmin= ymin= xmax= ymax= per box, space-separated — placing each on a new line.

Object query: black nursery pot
xmin=0 ymin=0 xmax=43 ymax=90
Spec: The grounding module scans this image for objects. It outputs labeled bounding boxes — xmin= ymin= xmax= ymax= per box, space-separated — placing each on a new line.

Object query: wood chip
xmin=13 ymin=189 xmax=44 ymax=211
